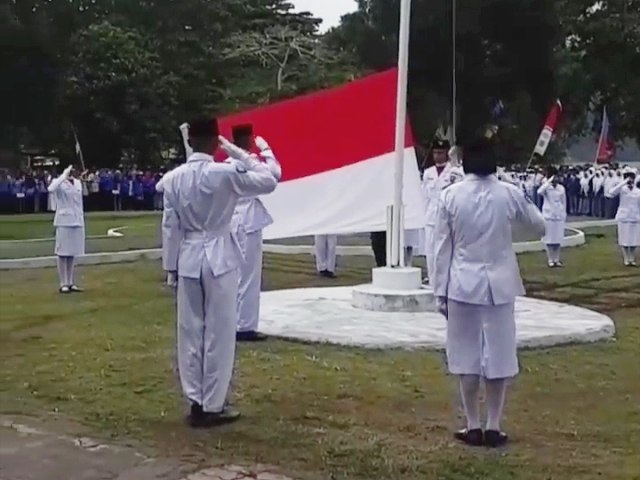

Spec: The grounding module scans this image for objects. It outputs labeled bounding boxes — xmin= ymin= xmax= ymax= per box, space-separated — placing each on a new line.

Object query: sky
xmin=291 ymin=0 xmax=358 ymax=32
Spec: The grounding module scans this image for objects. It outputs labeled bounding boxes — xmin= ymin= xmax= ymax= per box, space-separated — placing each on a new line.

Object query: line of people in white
xmin=47 ymin=121 xmax=639 ymax=437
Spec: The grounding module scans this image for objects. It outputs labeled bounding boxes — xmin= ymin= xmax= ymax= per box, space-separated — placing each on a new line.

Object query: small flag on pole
xmin=595 ymin=107 xmax=614 ymax=164
xmin=71 ymin=126 xmax=85 ymax=170
xmin=533 ymin=99 xmax=562 ymax=157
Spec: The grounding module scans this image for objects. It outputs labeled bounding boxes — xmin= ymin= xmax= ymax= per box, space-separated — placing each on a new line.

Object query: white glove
xmin=436 ymin=296 xmax=448 ymax=319
xmin=63 ymin=165 xmax=73 ymax=176
xmin=167 ymin=272 xmax=178 ymax=288
xmin=179 ymin=123 xmax=189 ymax=133
xmin=448 ymin=146 xmax=461 ymax=165
xmin=255 ymin=136 xmax=271 ymax=152
xmin=218 ymin=135 xmax=252 ymax=163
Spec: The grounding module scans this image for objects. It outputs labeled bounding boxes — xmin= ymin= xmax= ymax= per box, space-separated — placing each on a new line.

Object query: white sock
xmin=459 ymin=375 xmax=481 ymax=430
xmin=545 ymin=247 xmax=554 ymax=264
xmin=630 ymin=247 xmax=637 ymax=263
xmin=65 ymin=257 xmax=75 ymax=286
xmin=485 ymin=378 xmax=508 ymax=432
xmin=622 ymin=247 xmax=630 ymax=263
xmin=56 ymin=257 xmax=68 ymax=287
xmin=553 ymin=246 xmax=562 ymax=263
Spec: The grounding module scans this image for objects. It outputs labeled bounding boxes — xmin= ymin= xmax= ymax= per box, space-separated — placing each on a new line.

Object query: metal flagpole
xmin=389 ymin=0 xmax=412 ymax=268
xmin=452 ymin=0 xmax=457 ymax=146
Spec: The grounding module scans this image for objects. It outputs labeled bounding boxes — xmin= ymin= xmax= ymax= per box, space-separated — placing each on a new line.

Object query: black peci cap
xmin=188 ymin=118 xmax=219 ymax=138
xmin=232 ymin=124 xmax=253 ymax=143
xmin=433 ymin=138 xmax=451 ymax=150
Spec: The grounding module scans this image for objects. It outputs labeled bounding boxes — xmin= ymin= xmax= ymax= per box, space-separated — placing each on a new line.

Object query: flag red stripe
xmin=215 ymin=69 xmax=414 ymax=182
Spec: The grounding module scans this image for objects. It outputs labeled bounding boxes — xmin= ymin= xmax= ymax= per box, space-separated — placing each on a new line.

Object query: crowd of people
xmin=2 ymin=159 xmax=639 ymax=219
xmin=0 ymin=167 xmax=167 ymax=214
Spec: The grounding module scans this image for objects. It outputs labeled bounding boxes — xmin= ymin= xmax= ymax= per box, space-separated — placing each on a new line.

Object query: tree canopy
xmin=2 ymin=0 xmax=639 ymax=167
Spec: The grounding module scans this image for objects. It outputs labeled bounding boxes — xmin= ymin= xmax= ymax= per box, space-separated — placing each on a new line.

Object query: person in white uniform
xmin=48 ymin=165 xmax=86 ymax=294
xmin=432 ymin=137 xmax=545 ymax=448
xmin=314 ymin=234 xmax=338 ymax=277
xmin=162 ymin=118 xmax=278 ymax=427
xmin=421 ymin=138 xmax=463 ymax=282
xmin=606 ymin=168 xmax=640 ymax=266
xmin=225 ymin=125 xmax=282 ymax=342
xmin=537 ymin=167 xmax=567 ymax=267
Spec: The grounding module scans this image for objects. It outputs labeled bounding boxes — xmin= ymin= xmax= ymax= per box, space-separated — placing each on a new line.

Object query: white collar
xmin=187 ymin=152 xmax=213 ymax=163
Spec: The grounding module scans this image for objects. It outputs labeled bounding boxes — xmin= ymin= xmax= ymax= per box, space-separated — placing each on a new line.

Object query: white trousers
xmin=446 ymin=300 xmax=519 ymax=380
xmin=237 ymin=230 xmax=263 ymax=333
xmin=314 ymin=235 xmax=337 ymax=272
xmin=177 ymin=263 xmax=239 ymax=413
xmin=424 ymin=225 xmax=435 ymax=280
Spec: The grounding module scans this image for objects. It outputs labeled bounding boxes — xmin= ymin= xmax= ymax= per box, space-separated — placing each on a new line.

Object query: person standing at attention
xmin=48 ymin=164 xmax=86 ymax=294
xmin=432 ymin=136 xmax=545 ymax=448
xmin=225 ymin=124 xmax=282 ymax=343
xmin=421 ymin=138 xmax=463 ymax=283
xmin=162 ymin=118 xmax=278 ymax=428
xmin=605 ymin=167 xmax=640 ymax=266
xmin=314 ymin=234 xmax=338 ymax=278
xmin=537 ymin=166 xmax=567 ymax=268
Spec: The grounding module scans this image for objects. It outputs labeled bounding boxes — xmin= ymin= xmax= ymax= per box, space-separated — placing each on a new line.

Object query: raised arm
xmin=605 ymin=180 xmax=626 ymax=198
xmin=47 ymin=165 xmax=72 ymax=193
xmin=512 ymin=186 xmax=546 ymax=236
xmin=536 ymin=176 xmax=552 ymax=196
xmin=255 ymin=136 xmax=282 ymax=181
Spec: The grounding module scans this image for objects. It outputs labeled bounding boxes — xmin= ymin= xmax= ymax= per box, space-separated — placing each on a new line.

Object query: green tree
xmin=62 ymin=21 xmax=178 ymax=167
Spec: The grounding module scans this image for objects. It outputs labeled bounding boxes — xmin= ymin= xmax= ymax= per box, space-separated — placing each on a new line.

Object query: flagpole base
xmin=351 ymin=267 xmax=436 ymax=313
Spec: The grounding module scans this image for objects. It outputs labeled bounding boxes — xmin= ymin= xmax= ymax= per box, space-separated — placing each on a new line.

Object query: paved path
xmin=0 ymin=416 xmax=293 ymax=480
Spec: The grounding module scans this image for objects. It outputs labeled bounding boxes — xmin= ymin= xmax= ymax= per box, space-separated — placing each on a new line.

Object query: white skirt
xmin=55 ymin=226 xmax=85 ymax=257
xmin=618 ymin=222 xmax=640 ymax=247
xmin=543 ymin=219 xmax=565 ymax=245
xmin=446 ymin=300 xmax=519 ymax=380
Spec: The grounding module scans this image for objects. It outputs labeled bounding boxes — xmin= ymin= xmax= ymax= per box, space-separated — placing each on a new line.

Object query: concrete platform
xmin=259 ymin=286 xmax=616 ymax=350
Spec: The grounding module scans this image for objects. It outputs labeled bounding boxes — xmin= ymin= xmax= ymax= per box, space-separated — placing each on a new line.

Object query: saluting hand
xmin=255 ymin=136 xmax=271 ymax=152
xmin=64 ymin=165 xmax=73 ymax=176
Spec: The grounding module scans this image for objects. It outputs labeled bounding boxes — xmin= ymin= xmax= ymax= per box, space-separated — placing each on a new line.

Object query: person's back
xmin=432 ymin=137 xmax=546 ymax=449
xmin=162 ymin=118 xmax=278 ymax=428
xmin=434 ymin=175 xmax=545 ymax=306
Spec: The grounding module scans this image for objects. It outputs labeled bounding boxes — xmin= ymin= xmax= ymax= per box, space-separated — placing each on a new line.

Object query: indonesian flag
xmin=595 ymin=107 xmax=615 ymax=164
xmin=216 ymin=69 xmax=424 ymax=240
xmin=533 ymin=99 xmax=563 ymax=157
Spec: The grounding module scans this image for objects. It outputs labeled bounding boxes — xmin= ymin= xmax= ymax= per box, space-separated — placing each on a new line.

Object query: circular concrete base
xmin=259 ymin=286 xmax=615 ymax=350
xmin=351 ymin=284 xmax=435 ymax=312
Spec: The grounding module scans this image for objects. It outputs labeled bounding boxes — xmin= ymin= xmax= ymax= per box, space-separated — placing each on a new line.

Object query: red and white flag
xmin=595 ymin=107 xmax=615 ymax=164
xmin=533 ymin=99 xmax=563 ymax=157
xmin=216 ymin=69 xmax=424 ymax=240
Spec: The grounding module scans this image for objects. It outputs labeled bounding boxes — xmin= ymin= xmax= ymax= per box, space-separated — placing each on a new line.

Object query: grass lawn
xmin=0 ymin=212 xmax=161 ymax=259
xmin=0 ymin=227 xmax=639 ymax=479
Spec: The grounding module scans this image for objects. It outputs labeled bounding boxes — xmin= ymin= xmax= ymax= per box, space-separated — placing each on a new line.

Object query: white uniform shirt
xmin=48 ymin=172 xmax=84 ymax=227
xmin=162 ymin=152 xmax=278 ymax=278
xmin=421 ymin=163 xmax=464 ymax=227
xmin=433 ymin=174 xmax=545 ymax=306
xmin=230 ymin=150 xmax=282 ymax=234
xmin=537 ymin=180 xmax=567 ymax=221
xmin=607 ymin=181 xmax=640 ymax=222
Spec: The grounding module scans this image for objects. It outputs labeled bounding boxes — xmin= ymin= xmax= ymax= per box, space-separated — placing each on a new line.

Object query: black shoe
xmin=484 ymin=430 xmax=509 ymax=448
xmin=69 ymin=285 xmax=84 ymax=292
xmin=186 ymin=402 xmax=206 ymax=428
xmin=325 ymin=271 xmax=336 ymax=279
xmin=554 ymin=262 xmax=564 ymax=268
xmin=236 ymin=331 xmax=268 ymax=342
xmin=59 ymin=286 xmax=71 ymax=294
xmin=200 ymin=407 xmax=241 ymax=428
xmin=453 ymin=428 xmax=484 ymax=447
